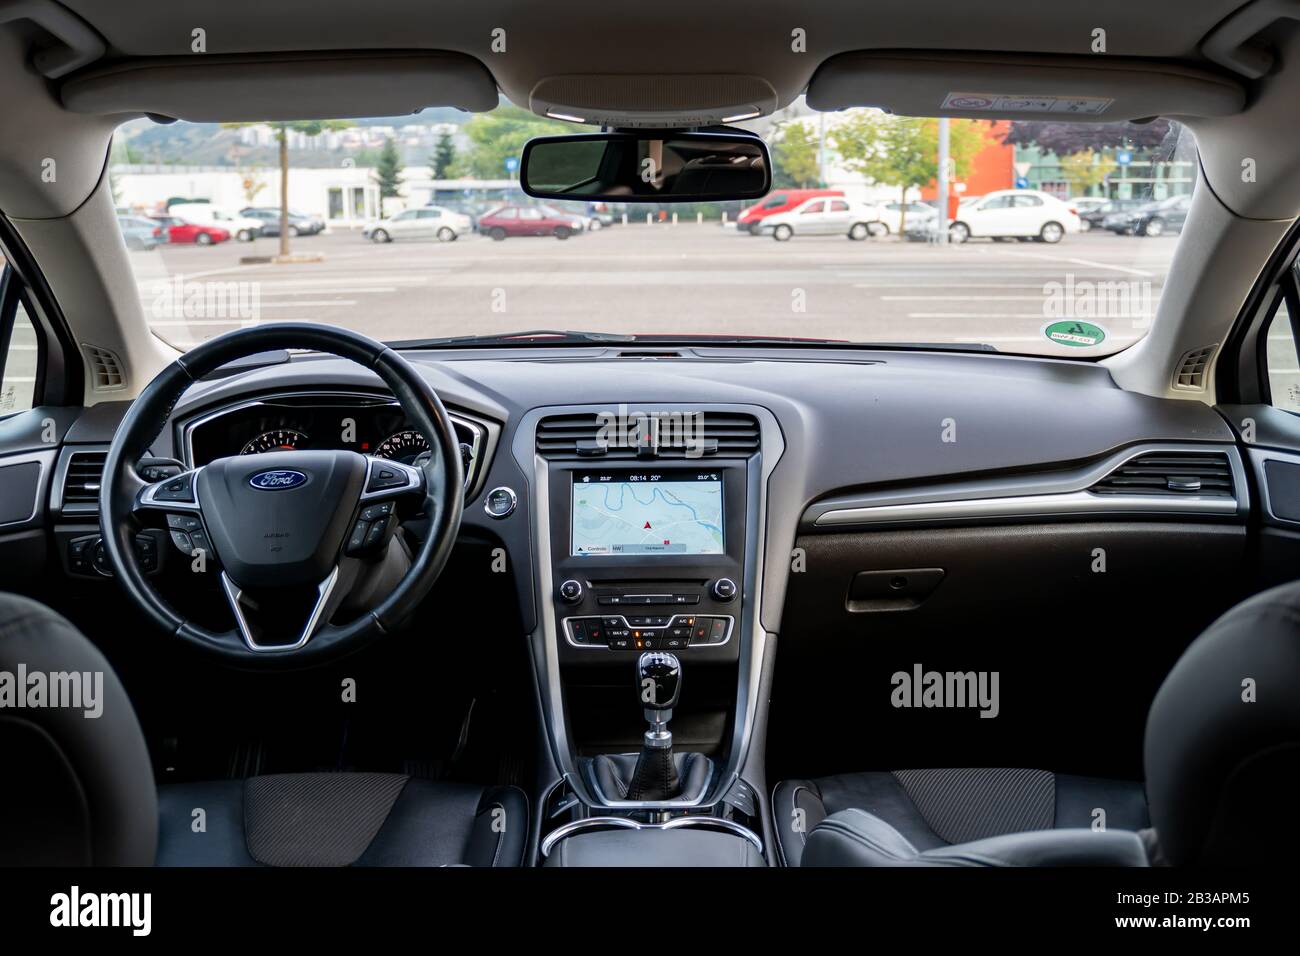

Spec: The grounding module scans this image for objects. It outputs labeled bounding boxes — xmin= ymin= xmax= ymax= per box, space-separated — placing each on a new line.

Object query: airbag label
xmin=942 ymin=92 xmax=1113 ymax=114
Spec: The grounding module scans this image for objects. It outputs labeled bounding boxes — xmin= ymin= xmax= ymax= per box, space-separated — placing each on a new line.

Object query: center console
xmin=513 ymin=404 xmax=784 ymax=866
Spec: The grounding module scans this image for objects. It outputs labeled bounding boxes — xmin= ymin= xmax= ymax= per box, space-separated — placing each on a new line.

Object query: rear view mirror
xmin=520 ymin=131 xmax=771 ymax=203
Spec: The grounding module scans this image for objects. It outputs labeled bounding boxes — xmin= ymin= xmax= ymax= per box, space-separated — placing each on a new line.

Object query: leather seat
xmin=773 ymin=769 xmax=1149 ymax=867
xmin=778 ymin=578 xmax=1300 ymax=867
xmin=0 ymin=592 xmax=528 ymax=867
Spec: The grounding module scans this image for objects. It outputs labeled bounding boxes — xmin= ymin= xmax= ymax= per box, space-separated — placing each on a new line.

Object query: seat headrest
xmin=1145 ymin=580 xmax=1300 ymax=865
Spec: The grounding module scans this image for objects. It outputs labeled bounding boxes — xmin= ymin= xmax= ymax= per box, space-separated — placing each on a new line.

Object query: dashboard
xmin=182 ymin=391 xmax=487 ymax=488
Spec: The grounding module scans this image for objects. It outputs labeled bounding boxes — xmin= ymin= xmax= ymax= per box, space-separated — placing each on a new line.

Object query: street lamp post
xmin=934 ymin=117 xmax=950 ymax=245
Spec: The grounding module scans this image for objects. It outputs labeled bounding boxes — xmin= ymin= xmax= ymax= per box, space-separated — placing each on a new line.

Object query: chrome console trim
xmin=540 ymin=814 xmax=763 ymax=859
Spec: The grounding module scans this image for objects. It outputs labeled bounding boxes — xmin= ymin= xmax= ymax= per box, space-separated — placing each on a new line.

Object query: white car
xmin=872 ymin=200 xmax=938 ymax=235
xmin=167 ymin=203 xmax=264 ymax=242
xmin=760 ymin=197 xmax=884 ymax=241
xmin=363 ymin=205 xmax=474 ymax=242
xmin=948 ymin=189 xmax=1081 ymax=243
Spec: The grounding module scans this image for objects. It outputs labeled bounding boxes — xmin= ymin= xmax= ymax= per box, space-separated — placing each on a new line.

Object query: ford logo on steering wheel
xmin=248 ymin=469 xmax=308 ymax=490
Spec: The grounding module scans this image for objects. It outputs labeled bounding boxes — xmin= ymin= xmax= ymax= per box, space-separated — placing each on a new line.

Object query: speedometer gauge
xmin=375 ymin=429 xmax=430 ymax=464
xmin=240 ymin=428 xmax=307 ymax=455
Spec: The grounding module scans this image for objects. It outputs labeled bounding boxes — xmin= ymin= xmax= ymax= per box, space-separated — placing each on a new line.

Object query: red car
xmin=478 ymin=204 xmax=587 ymax=240
xmin=151 ymin=216 xmax=231 ymax=245
xmin=737 ymin=188 xmax=845 ymax=235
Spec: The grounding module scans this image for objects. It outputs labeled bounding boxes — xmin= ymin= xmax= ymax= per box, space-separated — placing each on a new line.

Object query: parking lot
xmin=127 ymin=224 xmax=1178 ymax=357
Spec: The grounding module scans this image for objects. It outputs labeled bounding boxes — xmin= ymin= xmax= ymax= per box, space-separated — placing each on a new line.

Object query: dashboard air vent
xmin=62 ymin=450 xmax=107 ymax=512
xmin=1090 ymin=450 xmax=1233 ymax=497
xmin=536 ymin=411 xmax=759 ymax=460
xmin=82 ymin=344 xmax=126 ymax=390
xmin=1172 ymin=344 xmax=1217 ymax=391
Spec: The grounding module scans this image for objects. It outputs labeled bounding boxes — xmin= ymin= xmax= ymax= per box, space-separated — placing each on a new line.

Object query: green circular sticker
xmin=1042 ymin=320 xmax=1107 ymax=348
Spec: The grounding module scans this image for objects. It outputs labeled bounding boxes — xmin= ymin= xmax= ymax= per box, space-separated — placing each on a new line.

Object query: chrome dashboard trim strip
xmin=810 ymin=442 xmax=1247 ymax=528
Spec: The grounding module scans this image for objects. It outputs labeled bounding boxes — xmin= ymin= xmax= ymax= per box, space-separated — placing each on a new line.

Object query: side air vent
xmin=62 ymin=450 xmax=107 ymax=512
xmin=1173 ymin=344 xmax=1217 ymax=390
xmin=82 ymin=344 xmax=126 ymax=390
xmin=536 ymin=411 xmax=759 ymax=460
xmin=1091 ymin=450 xmax=1234 ymax=497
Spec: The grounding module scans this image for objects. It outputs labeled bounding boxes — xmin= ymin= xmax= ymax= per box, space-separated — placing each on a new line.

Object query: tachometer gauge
xmin=240 ymin=428 xmax=307 ymax=455
xmin=375 ymin=429 xmax=430 ymax=464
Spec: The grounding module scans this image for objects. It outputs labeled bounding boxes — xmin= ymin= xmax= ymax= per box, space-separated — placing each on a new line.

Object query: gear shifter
xmin=626 ymin=651 xmax=682 ymax=800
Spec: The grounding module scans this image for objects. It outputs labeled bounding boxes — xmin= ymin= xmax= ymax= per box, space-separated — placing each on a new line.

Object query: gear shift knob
xmin=638 ymin=651 xmax=681 ymax=714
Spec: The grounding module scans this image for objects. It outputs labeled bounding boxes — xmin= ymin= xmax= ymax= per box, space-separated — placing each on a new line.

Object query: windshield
xmin=114 ymin=102 xmax=1196 ymax=358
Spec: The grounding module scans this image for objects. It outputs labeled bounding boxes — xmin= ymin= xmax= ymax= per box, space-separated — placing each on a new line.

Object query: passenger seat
xmin=773 ymin=768 xmax=1147 ymax=867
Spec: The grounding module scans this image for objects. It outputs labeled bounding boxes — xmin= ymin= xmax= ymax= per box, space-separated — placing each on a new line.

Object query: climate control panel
xmin=564 ymin=613 xmax=732 ymax=651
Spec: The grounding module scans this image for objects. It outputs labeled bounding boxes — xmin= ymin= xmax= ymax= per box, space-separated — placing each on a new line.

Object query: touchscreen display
xmin=571 ymin=471 xmax=724 ymax=556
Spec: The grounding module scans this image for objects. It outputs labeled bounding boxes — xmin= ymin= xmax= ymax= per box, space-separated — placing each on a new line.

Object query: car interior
xmin=3 ymin=0 xmax=1300 ymax=879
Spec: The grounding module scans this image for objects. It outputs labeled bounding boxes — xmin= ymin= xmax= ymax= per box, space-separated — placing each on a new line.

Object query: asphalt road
xmin=4 ymin=223 xmax=1298 ymax=412
xmin=128 ymin=223 xmax=1178 ymax=355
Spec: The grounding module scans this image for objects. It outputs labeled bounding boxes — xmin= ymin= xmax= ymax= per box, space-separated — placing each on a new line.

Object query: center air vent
xmin=536 ymin=411 xmax=759 ymax=460
xmin=61 ymin=450 xmax=108 ymax=513
xmin=1090 ymin=450 xmax=1233 ymax=497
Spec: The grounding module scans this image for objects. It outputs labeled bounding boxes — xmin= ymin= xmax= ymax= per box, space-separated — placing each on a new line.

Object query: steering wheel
xmin=99 ymin=323 xmax=464 ymax=664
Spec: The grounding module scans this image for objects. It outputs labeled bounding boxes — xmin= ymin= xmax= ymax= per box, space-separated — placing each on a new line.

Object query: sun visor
xmin=59 ymin=51 xmax=499 ymax=121
xmin=806 ymin=52 xmax=1247 ymax=121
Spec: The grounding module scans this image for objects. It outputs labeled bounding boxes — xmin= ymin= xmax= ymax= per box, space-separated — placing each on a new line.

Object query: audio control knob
xmin=559 ymin=579 xmax=584 ymax=603
xmin=711 ymin=578 xmax=738 ymax=602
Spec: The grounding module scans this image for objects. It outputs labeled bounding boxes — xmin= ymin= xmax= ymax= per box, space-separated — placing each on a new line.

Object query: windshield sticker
xmin=942 ymin=92 xmax=1113 ymax=115
xmin=1043 ymin=320 xmax=1108 ymax=348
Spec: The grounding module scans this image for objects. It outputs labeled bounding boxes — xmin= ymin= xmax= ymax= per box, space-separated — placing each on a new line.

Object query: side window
xmin=1014 ymin=195 xmax=1044 ymax=207
xmin=1 ymin=288 xmax=39 ymax=414
xmin=1265 ymin=296 xmax=1300 ymax=413
xmin=829 ymin=200 xmax=850 ymax=212
xmin=762 ymin=194 xmax=787 ymax=209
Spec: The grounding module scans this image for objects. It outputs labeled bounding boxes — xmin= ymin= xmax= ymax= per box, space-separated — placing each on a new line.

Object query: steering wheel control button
xmin=166 ymin=513 xmax=202 ymax=532
xmin=559 ymin=579 xmax=584 ymax=603
xmin=366 ymin=465 xmax=408 ymax=492
xmin=359 ymin=501 xmax=394 ymax=522
xmin=711 ymin=578 xmax=738 ymax=602
xmin=169 ymin=530 xmax=193 ymax=553
xmin=363 ymin=519 xmax=387 ymax=549
xmin=484 ymin=486 xmax=518 ymax=518
xmin=346 ymin=520 xmax=370 ymax=553
xmin=155 ymin=473 xmax=196 ymax=502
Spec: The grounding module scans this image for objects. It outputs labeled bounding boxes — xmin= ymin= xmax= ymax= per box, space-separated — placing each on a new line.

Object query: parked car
xmin=168 ymin=202 xmax=263 ymax=241
xmin=1079 ymin=198 xmax=1148 ymax=232
xmin=1103 ymin=194 xmax=1193 ymax=237
xmin=873 ymin=200 xmax=939 ymax=235
xmin=947 ymin=189 xmax=1081 ymax=243
xmin=737 ymin=188 xmax=845 ymax=235
xmin=117 ymin=215 xmax=166 ymax=251
xmin=151 ymin=215 xmax=231 ymax=245
xmin=239 ymin=207 xmax=325 ymax=237
xmin=363 ymin=205 xmax=474 ymax=242
xmin=760 ymin=197 xmax=884 ymax=241
xmin=477 ymin=204 xmax=587 ymax=240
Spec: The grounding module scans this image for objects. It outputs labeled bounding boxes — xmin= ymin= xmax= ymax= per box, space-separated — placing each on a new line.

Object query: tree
xmin=1001 ymin=119 xmax=1174 ymax=155
xmin=223 ymin=120 xmax=351 ymax=256
xmin=429 ymin=131 xmax=456 ymax=180
xmin=770 ymin=121 xmax=822 ymax=188
xmin=831 ymin=111 xmax=988 ymax=233
xmin=452 ymin=105 xmax=576 ymax=179
xmin=374 ymin=136 xmax=404 ymax=206
xmin=1059 ymin=149 xmax=1117 ymax=195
